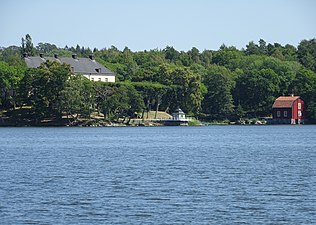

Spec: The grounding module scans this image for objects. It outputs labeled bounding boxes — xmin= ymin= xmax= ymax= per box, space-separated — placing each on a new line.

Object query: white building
xmin=24 ymin=54 xmax=115 ymax=82
xmin=172 ymin=108 xmax=186 ymax=120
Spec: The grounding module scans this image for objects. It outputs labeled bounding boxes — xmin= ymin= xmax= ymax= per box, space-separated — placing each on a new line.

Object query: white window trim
xmin=277 ymin=111 xmax=281 ymax=117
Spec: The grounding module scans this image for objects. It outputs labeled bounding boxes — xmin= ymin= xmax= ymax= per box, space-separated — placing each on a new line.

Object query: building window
xmin=277 ymin=111 xmax=280 ymax=117
xmin=98 ymin=78 xmax=101 ymax=81
xmin=95 ymin=68 xmax=101 ymax=73
xmin=298 ymin=111 xmax=302 ymax=117
xmin=298 ymin=103 xmax=301 ymax=109
xmin=284 ymin=111 xmax=287 ymax=117
xmin=91 ymin=78 xmax=94 ymax=81
xmin=105 ymin=78 xmax=108 ymax=82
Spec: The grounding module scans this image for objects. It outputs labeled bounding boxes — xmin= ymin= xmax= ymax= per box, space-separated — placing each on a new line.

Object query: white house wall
xmin=83 ymin=74 xmax=115 ymax=82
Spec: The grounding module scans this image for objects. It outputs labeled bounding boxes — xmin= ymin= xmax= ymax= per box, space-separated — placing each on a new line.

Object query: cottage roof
xmin=272 ymin=96 xmax=300 ymax=108
xmin=24 ymin=56 xmax=115 ymax=76
xmin=173 ymin=108 xmax=185 ymax=114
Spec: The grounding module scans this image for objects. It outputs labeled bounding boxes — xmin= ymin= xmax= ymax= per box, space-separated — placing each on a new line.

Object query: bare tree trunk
xmin=146 ymin=99 xmax=150 ymax=119
xmin=154 ymin=98 xmax=160 ymax=119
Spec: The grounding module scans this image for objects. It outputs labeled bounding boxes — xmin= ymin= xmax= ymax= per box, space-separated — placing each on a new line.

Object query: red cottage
xmin=272 ymin=96 xmax=304 ymax=124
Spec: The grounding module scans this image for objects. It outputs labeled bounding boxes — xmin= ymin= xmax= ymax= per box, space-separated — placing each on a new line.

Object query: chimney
xmin=72 ymin=54 xmax=77 ymax=59
xmin=39 ymin=53 xmax=43 ymax=58
xmin=89 ymin=54 xmax=94 ymax=60
xmin=54 ymin=54 xmax=58 ymax=59
xmin=23 ymin=52 xmax=28 ymax=58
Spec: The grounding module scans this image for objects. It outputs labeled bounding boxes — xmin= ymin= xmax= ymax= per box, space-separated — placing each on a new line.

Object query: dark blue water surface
xmin=0 ymin=126 xmax=315 ymax=224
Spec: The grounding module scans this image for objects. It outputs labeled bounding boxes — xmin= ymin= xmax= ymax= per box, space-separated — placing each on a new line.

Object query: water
xmin=0 ymin=126 xmax=315 ymax=224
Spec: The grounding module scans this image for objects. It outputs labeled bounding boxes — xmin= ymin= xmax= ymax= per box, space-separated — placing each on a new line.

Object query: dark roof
xmin=272 ymin=96 xmax=300 ymax=108
xmin=173 ymin=108 xmax=185 ymax=114
xmin=24 ymin=56 xmax=115 ymax=76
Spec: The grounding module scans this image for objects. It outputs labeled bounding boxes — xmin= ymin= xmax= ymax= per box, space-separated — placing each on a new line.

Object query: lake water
xmin=0 ymin=126 xmax=315 ymax=224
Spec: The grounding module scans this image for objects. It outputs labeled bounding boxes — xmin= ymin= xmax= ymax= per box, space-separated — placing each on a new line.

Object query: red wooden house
xmin=272 ymin=96 xmax=304 ymax=124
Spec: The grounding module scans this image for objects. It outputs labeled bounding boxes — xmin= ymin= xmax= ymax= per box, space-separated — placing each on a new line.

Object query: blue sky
xmin=0 ymin=0 xmax=315 ymax=51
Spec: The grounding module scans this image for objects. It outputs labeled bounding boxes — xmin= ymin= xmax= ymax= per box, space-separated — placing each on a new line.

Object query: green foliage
xmin=36 ymin=43 xmax=58 ymax=54
xmin=235 ymin=68 xmax=280 ymax=116
xmin=0 ymin=61 xmax=25 ymax=108
xmin=0 ymin=46 xmax=26 ymax=67
xmin=21 ymin=61 xmax=72 ymax=120
xmin=188 ymin=118 xmax=202 ymax=126
xmin=94 ymin=82 xmax=115 ymax=118
xmin=1 ymin=36 xmax=316 ymax=124
xmin=21 ymin=34 xmax=36 ymax=56
xmin=212 ymin=46 xmax=244 ymax=68
xmin=202 ymin=65 xmax=235 ymax=119
xmin=163 ymin=46 xmax=180 ymax=63
xmin=127 ymin=81 xmax=170 ymax=118
xmin=94 ymin=82 xmax=144 ymax=120
xmin=297 ymin=39 xmax=316 ymax=72
xmin=155 ymin=66 xmax=203 ymax=114
xmin=289 ymin=68 xmax=316 ymax=120
xmin=59 ymin=74 xmax=94 ymax=119
xmin=245 ymin=39 xmax=298 ymax=61
xmin=49 ymin=49 xmax=75 ymax=57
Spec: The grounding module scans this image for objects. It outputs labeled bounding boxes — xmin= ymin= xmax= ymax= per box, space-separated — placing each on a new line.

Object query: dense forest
xmin=1 ymin=34 xmax=316 ymax=125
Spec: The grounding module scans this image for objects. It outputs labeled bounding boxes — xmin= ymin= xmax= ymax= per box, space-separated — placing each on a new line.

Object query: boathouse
xmin=172 ymin=108 xmax=186 ymax=120
xmin=164 ymin=108 xmax=189 ymax=126
xmin=272 ymin=96 xmax=304 ymax=124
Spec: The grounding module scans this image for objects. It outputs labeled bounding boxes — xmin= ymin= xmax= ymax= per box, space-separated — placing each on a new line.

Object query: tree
xmin=21 ymin=34 xmax=36 ymax=56
xmin=178 ymin=51 xmax=192 ymax=66
xmin=153 ymin=64 xmax=203 ymax=114
xmin=94 ymin=82 xmax=115 ymax=118
xmin=283 ymin=44 xmax=297 ymax=61
xmin=21 ymin=61 xmax=72 ymax=120
xmin=258 ymin=39 xmax=267 ymax=55
xmin=200 ymin=50 xmax=212 ymax=67
xmin=235 ymin=68 xmax=280 ymax=116
xmin=153 ymin=64 xmax=175 ymax=85
xmin=124 ymin=84 xmax=145 ymax=121
xmin=271 ymin=48 xmax=285 ymax=60
xmin=36 ymin=42 xmax=58 ymax=54
xmin=163 ymin=46 xmax=180 ymax=63
xmin=105 ymin=86 xmax=129 ymax=120
xmin=245 ymin=41 xmax=260 ymax=55
xmin=260 ymin=57 xmax=298 ymax=95
xmin=297 ymin=39 xmax=316 ymax=72
xmin=131 ymin=81 xmax=170 ymax=118
xmin=0 ymin=46 xmax=26 ymax=67
xmin=75 ymin=44 xmax=81 ymax=55
xmin=59 ymin=74 xmax=94 ymax=122
xmin=188 ymin=47 xmax=201 ymax=64
xmin=245 ymin=39 xmax=270 ymax=56
xmin=202 ymin=65 xmax=235 ymax=119
xmin=0 ymin=61 xmax=24 ymax=109
xmin=212 ymin=47 xmax=243 ymax=69
xmin=172 ymin=67 xmax=203 ymax=114
xmin=232 ymin=55 xmax=298 ymax=96
xmin=103 ymin=83 xmax=144 ymax=122
xmin=289 ymin=68 xmax=316 ymax=121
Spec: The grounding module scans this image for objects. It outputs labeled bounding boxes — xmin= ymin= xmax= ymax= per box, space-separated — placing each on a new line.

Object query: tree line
xmin=0 ymin=35 xmax=316 ymax=124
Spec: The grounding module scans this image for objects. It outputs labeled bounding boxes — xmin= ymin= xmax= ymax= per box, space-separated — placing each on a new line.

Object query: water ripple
xmin=0 ymin=126 xmax=315 ymax=224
